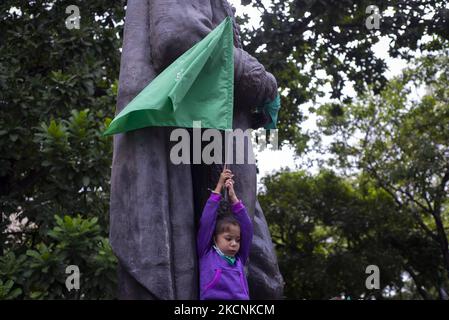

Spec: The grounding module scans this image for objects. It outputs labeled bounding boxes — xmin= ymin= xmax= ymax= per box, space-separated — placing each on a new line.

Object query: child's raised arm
xmin=225 ymin=179 xmax=253 ymax=264
xmin=197 ymin=169 xmax=233 ymax=257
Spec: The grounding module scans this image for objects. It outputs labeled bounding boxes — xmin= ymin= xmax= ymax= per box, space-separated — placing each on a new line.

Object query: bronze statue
xmin=110 ymin=0 xmax=283 ymax=299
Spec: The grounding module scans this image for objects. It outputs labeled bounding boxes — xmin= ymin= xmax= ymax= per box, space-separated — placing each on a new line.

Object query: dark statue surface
xmin=109 ymin=0 xmax=284 ymax=299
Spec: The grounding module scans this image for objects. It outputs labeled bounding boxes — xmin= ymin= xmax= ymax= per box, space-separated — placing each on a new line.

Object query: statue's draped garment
xmin=110 ymin=0 xmax=283 ymax=299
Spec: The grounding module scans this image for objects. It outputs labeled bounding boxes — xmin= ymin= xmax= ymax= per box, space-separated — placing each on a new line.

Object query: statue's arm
xmin=149 ymin=8 xmax=278 ymax=113
xmin=233 ymin=47 xmax=278 ymax=110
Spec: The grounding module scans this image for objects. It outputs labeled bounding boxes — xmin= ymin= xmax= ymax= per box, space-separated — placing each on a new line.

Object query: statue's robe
xmin=110 ymin=0 xmax=284 ymax=299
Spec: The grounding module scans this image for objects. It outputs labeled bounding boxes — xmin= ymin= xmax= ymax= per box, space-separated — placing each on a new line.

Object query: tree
xmin=237 ymin=0 xmax=449 ymax=152
xmin=260 ymin=169 xmax=444 ymax=299
xmin=315 ymin=51 xmax=449 ymax=298
xmin=0 ymin=0 xmax=125 ymax=298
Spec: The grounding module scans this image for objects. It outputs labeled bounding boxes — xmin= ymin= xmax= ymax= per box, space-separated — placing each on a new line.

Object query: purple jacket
xmin=197 ymin=193 xmax=253 ymax=300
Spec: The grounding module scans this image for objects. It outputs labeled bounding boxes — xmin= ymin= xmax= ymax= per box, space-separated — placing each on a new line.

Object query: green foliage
xmin=238 ymin=0 xmax=449 ymax=153
xmin=313 ymin=52 xmax=449 ymax=298
xmin=0 ymin=280 xmax=22 ymax=299
xmin=0 ymin=0 xmax=124 ymax=299
xmin=30 ymin=108 xmax=113 ymax=235
xmin=260 ymin=169 xmax=443 ymax=299
xmin=0 ymin=214 xmax=117 ymax=300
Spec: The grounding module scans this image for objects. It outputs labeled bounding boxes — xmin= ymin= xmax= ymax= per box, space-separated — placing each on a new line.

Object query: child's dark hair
xmin=215 ymin=200 xmax=240 ymax=235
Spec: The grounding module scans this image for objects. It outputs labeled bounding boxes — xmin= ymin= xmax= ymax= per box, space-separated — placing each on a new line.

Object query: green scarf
xmin=213 ymin=245 xmax=236 ymax=265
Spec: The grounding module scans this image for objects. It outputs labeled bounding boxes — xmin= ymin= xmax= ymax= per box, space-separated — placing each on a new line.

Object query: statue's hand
xmin=255 ymin=94 xmax=281 ymax=130
xmin=250 ymin=109 xmax=270 ymax=129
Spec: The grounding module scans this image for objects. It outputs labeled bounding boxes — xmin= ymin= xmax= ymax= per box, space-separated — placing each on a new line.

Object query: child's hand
xmin=214 ymin=168 xmax=234 ymax=193
xmin=225 ymin=179 xmax=239 ymax=204
xmin=219 ymin=169 xmax=233 ymax=185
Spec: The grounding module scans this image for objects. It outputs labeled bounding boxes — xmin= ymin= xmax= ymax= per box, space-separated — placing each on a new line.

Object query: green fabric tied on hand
xmin=257 ymin=93 xmax=281 ymax=130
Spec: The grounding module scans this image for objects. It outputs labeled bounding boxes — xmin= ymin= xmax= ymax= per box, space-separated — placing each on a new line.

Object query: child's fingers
xmin=220 ymin=170 xmax=233 ymax=182
xmin=224 ymin=172 xmax=234 ymax=179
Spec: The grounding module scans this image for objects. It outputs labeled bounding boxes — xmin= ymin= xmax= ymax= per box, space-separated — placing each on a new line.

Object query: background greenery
xmin=0 ymin=0 xmax=124 ymax=299
xmin=0 ymin=0 xmax=448 ymax=299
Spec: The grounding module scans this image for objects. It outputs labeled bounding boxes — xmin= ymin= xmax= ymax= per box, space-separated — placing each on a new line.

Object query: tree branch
xmin=404 ymin=265 xmax=431 ymax=300
xmin=410 ymin=204 xmax=439 ymax=243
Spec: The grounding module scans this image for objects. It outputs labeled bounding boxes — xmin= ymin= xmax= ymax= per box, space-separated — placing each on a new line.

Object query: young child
xmin=197 ymin=168 xmax=253 ymax=300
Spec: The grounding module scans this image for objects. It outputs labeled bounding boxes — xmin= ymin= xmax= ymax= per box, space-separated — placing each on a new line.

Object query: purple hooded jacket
xmin=197 ymin=192 xmax=253 ymax=300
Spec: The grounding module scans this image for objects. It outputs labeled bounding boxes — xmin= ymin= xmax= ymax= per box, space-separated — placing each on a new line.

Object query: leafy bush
xmin=1 ymin=214 xmax=117 ymax=300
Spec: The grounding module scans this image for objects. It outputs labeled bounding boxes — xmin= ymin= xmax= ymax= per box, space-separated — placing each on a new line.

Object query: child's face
xmin=214 ymin=223 xmax=241 ymax=257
